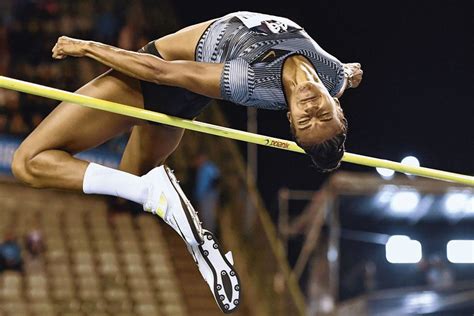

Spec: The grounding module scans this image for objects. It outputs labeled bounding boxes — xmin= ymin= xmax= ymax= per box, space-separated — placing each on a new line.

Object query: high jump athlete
xmin=11 ymin=11 xmax=362 ymax=312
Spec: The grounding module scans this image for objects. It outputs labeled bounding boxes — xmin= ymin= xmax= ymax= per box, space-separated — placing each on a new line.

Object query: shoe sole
xmin=197 ymin=230 xmax=241 ymax=314
xmin=163 ymin=166 xmax=204 ymax=245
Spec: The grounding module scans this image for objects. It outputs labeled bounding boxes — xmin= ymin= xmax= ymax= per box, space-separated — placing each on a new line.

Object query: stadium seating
xmin=0 ymin=182 xmax=190 ymax=316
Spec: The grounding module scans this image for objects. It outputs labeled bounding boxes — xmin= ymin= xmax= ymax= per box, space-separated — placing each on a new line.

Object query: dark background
xmin=172 ymin=0 xmax=473 ymax=210
xmin=0 ymin=0 xmax=472 ymax=305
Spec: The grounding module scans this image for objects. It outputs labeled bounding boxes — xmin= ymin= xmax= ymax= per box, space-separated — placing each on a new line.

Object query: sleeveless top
xmin=196 ymin=11 xmax=345 ymax=110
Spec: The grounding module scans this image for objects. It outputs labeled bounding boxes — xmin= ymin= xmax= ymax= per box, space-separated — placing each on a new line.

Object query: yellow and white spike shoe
xmin=187 ymin=229 xmax=241 ymax=314
xmin=143 ymin=165 xmax=204 ymax=246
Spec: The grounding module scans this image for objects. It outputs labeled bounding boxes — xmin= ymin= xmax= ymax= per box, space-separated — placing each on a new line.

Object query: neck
xmin=282 ymin=55 xmax=321 ymax=105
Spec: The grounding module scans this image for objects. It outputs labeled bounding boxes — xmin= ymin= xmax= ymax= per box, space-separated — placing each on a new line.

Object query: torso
xmin=196 ymin=11 xmax=345 ymax=109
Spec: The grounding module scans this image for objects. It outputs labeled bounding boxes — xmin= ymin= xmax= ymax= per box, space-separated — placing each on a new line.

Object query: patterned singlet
xmin=195 ymin=11 xmax=346 ymax=110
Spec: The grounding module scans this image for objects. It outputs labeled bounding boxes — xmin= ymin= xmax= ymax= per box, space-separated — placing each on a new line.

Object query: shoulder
xmin=221 ymin=59 xmax=254 ymax=104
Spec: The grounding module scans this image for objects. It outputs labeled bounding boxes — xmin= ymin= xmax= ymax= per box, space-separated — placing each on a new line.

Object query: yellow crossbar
xmin=0 ymin=75 xmax=472 ymax=186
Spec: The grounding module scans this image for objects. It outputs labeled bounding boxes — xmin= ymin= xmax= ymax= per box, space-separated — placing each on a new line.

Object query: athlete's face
xmin=287 ymin=81 xmax=344 ymax=145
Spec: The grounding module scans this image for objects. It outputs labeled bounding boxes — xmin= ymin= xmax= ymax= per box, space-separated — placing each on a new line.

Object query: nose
xmin=305 ymin=104 xmax=321 ymax=117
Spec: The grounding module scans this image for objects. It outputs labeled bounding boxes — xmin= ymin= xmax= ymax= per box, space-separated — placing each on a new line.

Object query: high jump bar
xmin=0 ymin=75 xmax=472 ymax=186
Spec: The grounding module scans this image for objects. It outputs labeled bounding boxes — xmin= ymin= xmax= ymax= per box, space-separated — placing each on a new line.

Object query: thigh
xmin=119 ymin=124 xmax=184 ymax=176
xmin=19 ymin=70 xmax=144 ymax=157
xmin=155 ymin=19 xmax=216 ymax=61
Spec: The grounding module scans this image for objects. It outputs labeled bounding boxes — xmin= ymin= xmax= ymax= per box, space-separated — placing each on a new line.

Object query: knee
xmin=11 ymin=148 xmax=28 ymax=182
xmin=11 ymin=148 xmax=45 ymax=188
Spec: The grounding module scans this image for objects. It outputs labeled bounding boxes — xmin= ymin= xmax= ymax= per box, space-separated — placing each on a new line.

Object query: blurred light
xmin=466 ymin=196 xmax=474 ymax=214
xmin=376 ymin=167 xmax=395 ymax=179
xmin=390 ymin=190 xmax=420 ymax=213
xmin=319 ymin=295 xmax=334 ymax=313
xmin=401 ymin=156 xmax=420 ymax=167
xmin=443 ymin=190 xmax=474 ymax=217
xmin=386 ymin=235 xmax=422 ymax=264
xmin=445 ymin=192 xmax=470 ymax=213
xmin=405 ymin=292 xmax=438 ymax=307
xmin=401 ymin=156 xmax=420 ymax=177
xmin=327 ymin=248 xmax=338 ymax=262
xmin=447 ymin=240 xmax=474 ymax=263
xmin=374 ymin=185 xmax=397 ymax=207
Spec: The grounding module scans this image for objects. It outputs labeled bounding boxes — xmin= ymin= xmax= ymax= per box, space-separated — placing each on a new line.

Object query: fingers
xmin=52 ymin=36 xmax=87 ymax=59
xmin=51 ymin=44 xmax=67 ymax=59
xmin=348 ymin=63 xmax=363 ymax=88
xmin=51 ymin=36 xmax=71 ymax=59
xmin=351 ymin=63 xmax=363 ymax=82
xmin=52 ymin=53 xmax=67 ymax=60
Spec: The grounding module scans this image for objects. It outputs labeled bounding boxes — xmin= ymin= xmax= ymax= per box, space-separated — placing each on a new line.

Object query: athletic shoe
xmin=187 ymin=229 xmax=241 ymax=314
xmin=142 ymin=165 xmax=203 ymax=246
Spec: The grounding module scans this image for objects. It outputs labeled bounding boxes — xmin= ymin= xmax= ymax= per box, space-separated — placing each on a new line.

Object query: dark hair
xmin=294 ymin=117 xmax=348 ymax=173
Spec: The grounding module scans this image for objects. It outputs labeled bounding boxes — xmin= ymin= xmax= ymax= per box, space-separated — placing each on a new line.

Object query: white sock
xmin=83 ymin=163 xmax=148 ymax=205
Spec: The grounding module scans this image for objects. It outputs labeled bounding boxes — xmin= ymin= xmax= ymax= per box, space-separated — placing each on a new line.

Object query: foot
xmin=142 ymin=165 xmax=203 ymax=246
xmin=187 ymin=229 xmax=241 ymax=314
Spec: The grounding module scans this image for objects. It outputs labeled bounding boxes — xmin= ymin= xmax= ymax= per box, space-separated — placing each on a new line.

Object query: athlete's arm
xmin=52 ymin=36 xmax=223 ymax=99
xmin=335 ymin=77 xmax=349 ymax=98
xmin=337 ymin=63 xmax=363 ymax=98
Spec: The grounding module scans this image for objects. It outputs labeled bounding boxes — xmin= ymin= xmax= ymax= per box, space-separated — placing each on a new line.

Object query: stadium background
xmin=0 ymin=0 xmax=472 ymax=315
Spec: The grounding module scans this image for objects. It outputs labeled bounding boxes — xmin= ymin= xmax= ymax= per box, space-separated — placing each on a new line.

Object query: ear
xmin=286 ymin=111 xmax=291 ymax=122
xmin=333 ymin=97 xmax=341 ymax=109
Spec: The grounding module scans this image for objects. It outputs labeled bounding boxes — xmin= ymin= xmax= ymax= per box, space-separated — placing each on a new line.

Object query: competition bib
xmin=233 ymin=12 xmax=302 ymax=34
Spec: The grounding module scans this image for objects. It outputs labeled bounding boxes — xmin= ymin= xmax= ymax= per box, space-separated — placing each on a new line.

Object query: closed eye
xmin=296 ymin=115 xmax=312 ymax=130
xmin=298 ymin=116 xmax=311 ymax=125
xmin=299 ymin=124 xmax=311 ymax=130
xmin=320 ymin=112 xmax=333 ymax=122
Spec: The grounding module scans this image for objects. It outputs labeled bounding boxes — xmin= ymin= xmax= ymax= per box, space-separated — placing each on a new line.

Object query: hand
xmin=52 ymin=36 xmax=89 ymax=59
xmin=344 ymin=62 xmax=363 ymax=88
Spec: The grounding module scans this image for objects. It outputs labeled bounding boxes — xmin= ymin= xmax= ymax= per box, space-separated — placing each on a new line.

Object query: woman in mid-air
xmin=11 ymin=11 xmax=362 ymax=312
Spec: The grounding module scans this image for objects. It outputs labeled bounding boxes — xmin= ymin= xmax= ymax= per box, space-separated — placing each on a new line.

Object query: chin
xmin=296 ymin=81 xmax=322 ymax=96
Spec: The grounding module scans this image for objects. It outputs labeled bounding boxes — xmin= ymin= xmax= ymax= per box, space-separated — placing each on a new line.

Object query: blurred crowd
xmin=0 ymin=228 xmax=45 ymax=274
xmin=0 ymin=0 xmax=224 ymax=239
xmin=0 ymin=0 xmax=179 ymax=136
